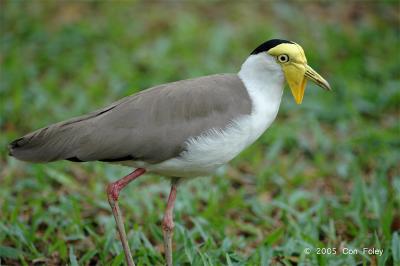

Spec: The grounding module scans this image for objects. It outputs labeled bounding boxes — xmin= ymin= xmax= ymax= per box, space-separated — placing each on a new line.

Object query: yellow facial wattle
xmin=282 ymin=63 xmax=307 ymax=104
xmin=267 ymin=42 xmax=331 ymax=104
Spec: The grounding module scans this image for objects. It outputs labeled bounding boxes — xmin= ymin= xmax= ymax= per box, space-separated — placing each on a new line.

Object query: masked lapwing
xmin=9 ymin=39 xmax=331 ymax=266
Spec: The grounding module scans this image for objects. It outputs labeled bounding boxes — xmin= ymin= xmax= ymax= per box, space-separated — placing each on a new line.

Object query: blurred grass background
xmin=0 ymin=1 xmax=399 ymax=265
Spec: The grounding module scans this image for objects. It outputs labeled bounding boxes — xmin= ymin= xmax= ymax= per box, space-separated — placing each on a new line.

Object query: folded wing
xmin=9 ymin=74 xmax=252 ymax=163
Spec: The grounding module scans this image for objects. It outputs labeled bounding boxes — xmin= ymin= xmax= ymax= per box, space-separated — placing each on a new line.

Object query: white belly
xmin=146 ymin=114 xmax=277 ymax=177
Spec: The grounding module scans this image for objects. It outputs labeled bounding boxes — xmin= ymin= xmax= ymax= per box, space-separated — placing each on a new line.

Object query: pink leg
xmin=107 ymin=168 xmax=146 ymax=266
xmin=162 ymin=178 xmax=180 ymax=266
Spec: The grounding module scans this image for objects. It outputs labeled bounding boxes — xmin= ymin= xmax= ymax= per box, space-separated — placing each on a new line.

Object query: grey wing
xmin=9 ymin=74 xmax=252 ymax=163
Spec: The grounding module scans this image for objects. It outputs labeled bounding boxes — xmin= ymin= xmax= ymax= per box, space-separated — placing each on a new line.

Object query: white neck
xmin=238 ymin=53 xmax=284 ymax=103
xmin=237 ymin=53 xmax=285 ymax=139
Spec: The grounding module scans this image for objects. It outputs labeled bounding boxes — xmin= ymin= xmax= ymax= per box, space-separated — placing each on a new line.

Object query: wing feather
xmin=9 ymin=74 xmax=252 ymax=163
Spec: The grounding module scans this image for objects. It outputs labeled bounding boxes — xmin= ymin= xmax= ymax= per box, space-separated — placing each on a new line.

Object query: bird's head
xmin=251 ymin=39 xmax=331 ymax=104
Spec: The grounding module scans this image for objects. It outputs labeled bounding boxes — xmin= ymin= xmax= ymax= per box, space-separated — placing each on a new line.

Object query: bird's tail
xmin=8 ymin=122 xmax=81 ymax=163
xmin=8 ymin=97 xmax=126 ymax=163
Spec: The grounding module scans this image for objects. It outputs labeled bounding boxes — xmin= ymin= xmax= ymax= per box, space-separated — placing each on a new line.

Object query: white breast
xmin=130 ymin=54 xmax=284 ymax=177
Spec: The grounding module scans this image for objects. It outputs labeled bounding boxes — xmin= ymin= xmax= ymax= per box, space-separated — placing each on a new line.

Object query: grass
xmin=1 ymin=1 xmax=399 ymax=265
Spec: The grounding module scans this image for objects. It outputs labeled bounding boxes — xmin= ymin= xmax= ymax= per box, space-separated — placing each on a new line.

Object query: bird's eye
xmin=277 ymin=54 xmax=289 ymax=63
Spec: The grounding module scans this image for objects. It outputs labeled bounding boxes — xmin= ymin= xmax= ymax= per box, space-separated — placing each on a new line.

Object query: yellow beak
xmin=284 ymin=64 xmax=331 ymax=104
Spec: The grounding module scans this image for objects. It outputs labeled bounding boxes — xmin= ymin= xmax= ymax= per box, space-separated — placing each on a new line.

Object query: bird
xmin=8 ymin=39 xmax=331 ymax=266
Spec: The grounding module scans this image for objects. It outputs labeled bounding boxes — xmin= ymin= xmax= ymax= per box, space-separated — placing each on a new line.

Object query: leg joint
xmin=162 ymin=214 xmax=175 ymax=232
xmin=107 ymin=182 xmax=121 ymax=202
